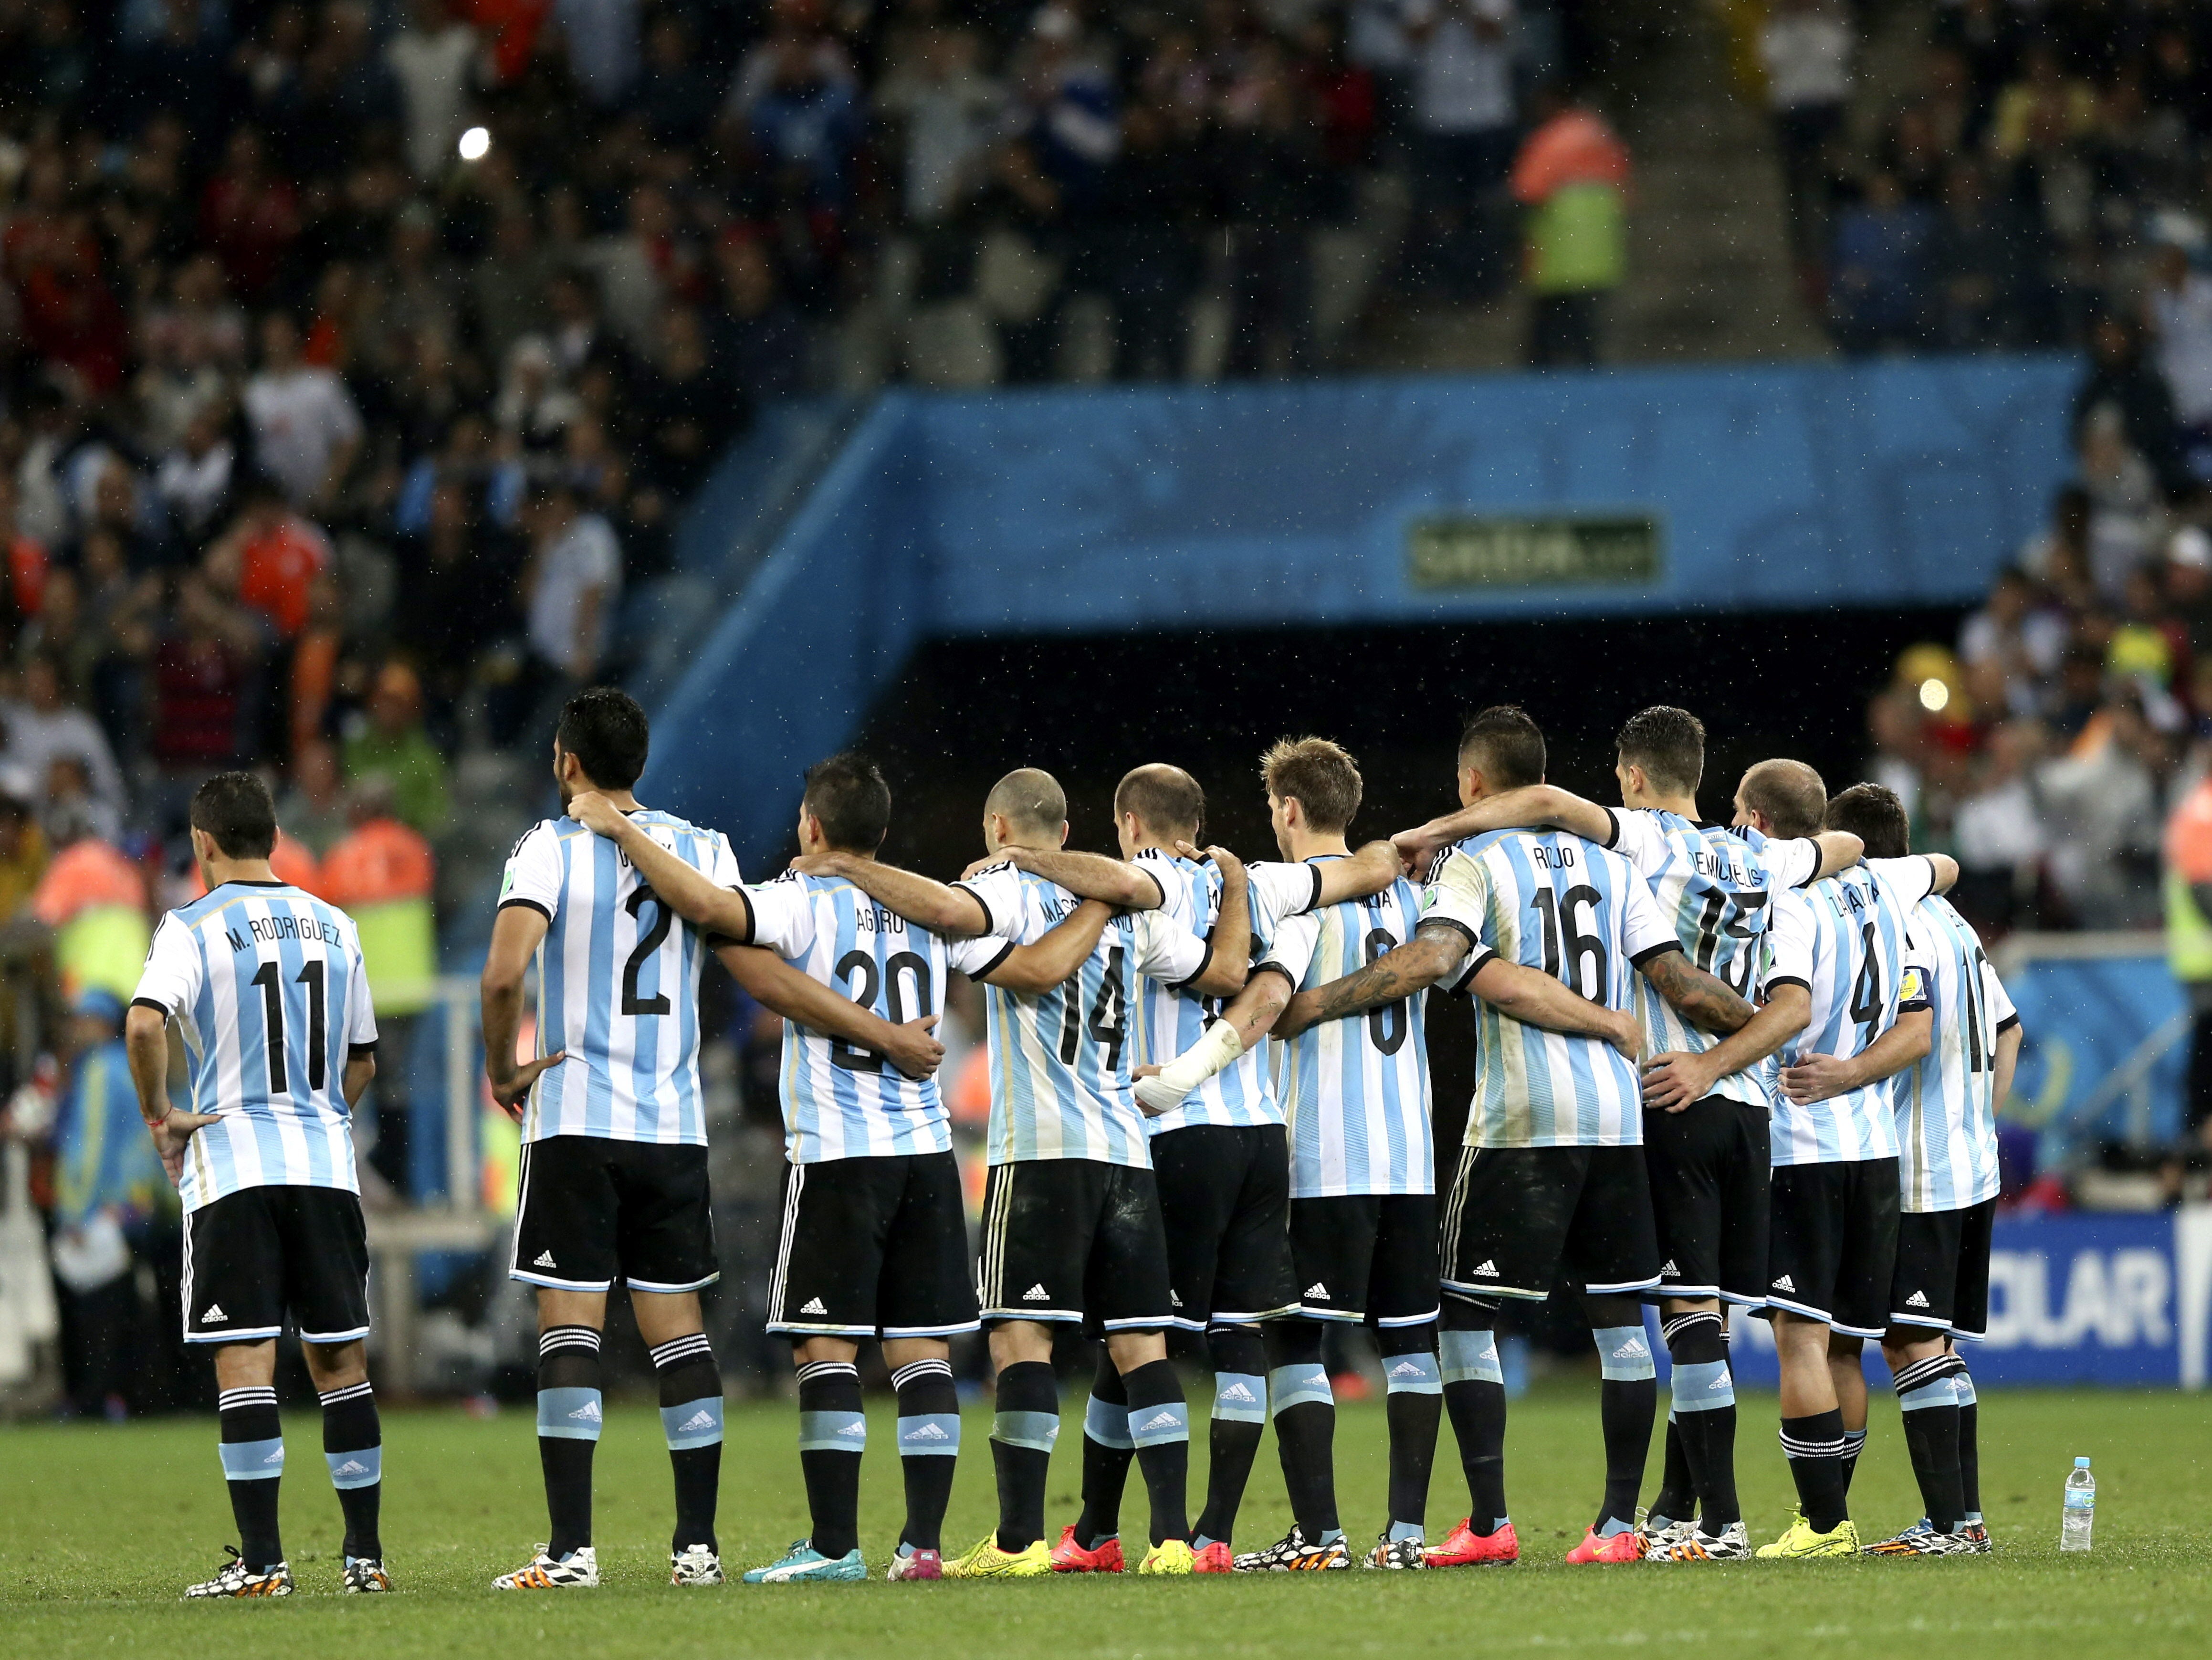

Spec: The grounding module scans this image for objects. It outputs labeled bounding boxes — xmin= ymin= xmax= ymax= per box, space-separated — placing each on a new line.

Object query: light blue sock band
xmin=1212 ymin=1372 xmax=1267 ymax=1424
xmin=1899 ymin=1376 xmax=1957 ymax=1412
xmin=537 ymin=1387 xmax=604 ymax=1442
xmin=1383 ymin=1351 xmax=1442 ymax=1396
xmin=1084 ymin=1392 xmax=1136 ymax=1450
xmin=994 ymin=1409 xmax=1061 ymax=1453
xmin=1268 ymin=1363 xmax=1332 ymax=1414
xmin=1439 ymin=1329 xmax=1501 ymax=1385
xmin=661 ymin=1395 xmax=725 ymax=1450
xmin=1128 ymin=1400 xmax=1189 ymax=1448
xmin=898 ymin=1413 xmax=962 ymax=1457
xmin=1389 ymin=1520 xmax=1425 ymax=1543
xmin=220 ymin=1437 xmax=285 ymax=1481
xmin=1953 ymin=1373 xmax=1977 ymax=1407
xmin=1670 ymin=1358 xmax=1734 ymax=1413
xmin=1594 ymin=1325 xmax=1656 ymax=1382
xmin=325 ymin=1445 xmax=380 ymax=1490
xmin=797 ymin=1409 xmax=868 ymax=1453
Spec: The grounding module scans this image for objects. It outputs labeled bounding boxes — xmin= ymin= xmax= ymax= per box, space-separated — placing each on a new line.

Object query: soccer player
xmin=481 ymin=693 xmax=944 ymax=1591
xmin=568 ymin=754 xmax=1121 ymax=1582
xmin=126 ymin=772 xmax=388 ymax=1597
xmin=788 ymin=767 xmax=1243 ymax=1577
xmin=1389 ymin=707 xmax=1864 ymax=1561
xmin=1279 ymin=708 xmax=1755 ymax=1567
xmin=1733 ymin=762 xmax=1953 ymax=1559
xmin=1815 ymin=785 xmax=2016 ymax=1557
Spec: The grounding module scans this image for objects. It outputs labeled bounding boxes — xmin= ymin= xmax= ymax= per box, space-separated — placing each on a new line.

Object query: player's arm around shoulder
xmin=1464 ymin=955 xmax=1642 ymax=1061
xmin=797 ymin=851 xmax=994 ymax=937
xmin=1275 ymin=917 xmax=1471 ymax=1040
xmin=1174 ymin=841 xmax=1249 ymax=998
xmin=1636 ymin=947 xmax=1756 ymax=1036
xmin=568 ymin=792 xmax=755 ymax=941
xmin=996 ymin=844 xmax=1167 ymax=911
xmin=1314 ymin=839 xmax=1402 ymax=905
xmin=718 ymin=943 xmax=944 ymax=1080
xmin=980 ymin=898 xmax=1115 ymax=992
xmin=1390 ymin=785 xmax=1612 ymax=875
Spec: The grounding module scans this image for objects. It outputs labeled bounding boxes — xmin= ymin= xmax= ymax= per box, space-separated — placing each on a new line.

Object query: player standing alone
xmin=127 ymin=773 xmax=388 ymax=1597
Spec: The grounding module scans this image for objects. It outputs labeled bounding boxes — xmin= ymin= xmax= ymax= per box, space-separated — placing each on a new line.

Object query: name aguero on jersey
xmin=224 ymin=913 xmax=348 ymax=953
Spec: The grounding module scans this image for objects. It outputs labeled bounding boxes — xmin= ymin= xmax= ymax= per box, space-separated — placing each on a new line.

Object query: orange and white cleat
xmin=1192 ymin=1540 xmax=1234 ymax=1573
xmin=1565 ymin=1525 xmax=1646 ymax=1564
xmin=1048 ymin=1524 xmax=1124 ymax=1573
xmin=1425 ymin=1518 xmax=1519 ymax=1567
xmin=183 ymin=1546 xmax=293 ymax=1598
xmin=492 ymin=1545 xmax=598 ymax=1589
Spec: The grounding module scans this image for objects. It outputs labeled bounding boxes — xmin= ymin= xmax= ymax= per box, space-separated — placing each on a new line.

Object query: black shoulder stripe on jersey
xmin=498 ymin=897 xmax=552 ymax=922
xmin=1250 ymin=959 xmax=1299 ymax=989
xmin=1629 ymin=940 xmax=1682 ymax=968
xmin=1419 ymin=915 xmax=1481 ymax=958
xmin=1601 ymin=807 xmax=1622 ymax=850
xmin=1762 ymin=974 xmax=1812 ymax=997
xmin=1170 ymin=934 xmax=1215 ymax=992
xmin=952 ymin=877 xmax=999 ymax=936
xmin=1140 ymin=864 xmax=1167 ymax=911
xmin=348 ymin=1041 xmax=378 ymax=1058
xmin=1995 ymin=1013 xmax=2021 ymax=1035
xmin=1792 ymin=839 xmax=1823 ymax=888
xmin=130 ymin=996 xmax=170 ymax=1016
xmin=967 ymin=939 xmax=1017 ymax=982
xmin=1303 ymin=862 xmax=1324 ymax=913
xmin=1449 ymin=945 xmax=1499 ymax=997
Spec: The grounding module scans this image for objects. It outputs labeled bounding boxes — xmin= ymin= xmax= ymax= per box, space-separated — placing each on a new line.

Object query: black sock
xmin=1266 ymin=1322 xmax=1338 ymax=1540
xmin=218 ymin=1384 xmax=286 ymax=1571
xmin=1893 ymin=1354 xmax=1966 ymax=1532
xmin=795 ymin=1359 xmax=864 ymax=1560
xmin=892 ymin=1357 xmax=960 ymax=1553
xmin=318 ymin=1381 xmax=382 ymax=1561
xmin=1379 ymin=1324 xmax=1441 ymax=1536
xmin=536 ymin=1325 xmax=602 ymax=1558
xmin=1121 ymin=1357 xmax=1190 ymax=1546
xmin=1075 ymin=1351 xmax=1132 ymax=1550
xmin=1781 ymin=1409 xmax=1850 ymax=1533
xmin=1955 ymin=1365 xmax=1981 ymax=1520
xmin=651 ymin=1333 xmax=723 ymax=1554
xmin=991 ymin=1360 xmax=1059 ymax=1553
xmin=1194 ymin=1327 xmax=1267 ymax=1547
xmin=1652 ymin=1415 xmax=1694 ymax=1524
xmin=1440 ymin=1307 xmax=1508 ymax=1535
xmin=1840 ymin=1428 xmax=1867 ymax=1495
xmin=1661 ymin=1310 xmax=1738 ymax=1530
xmin=1593 ymin=1324 xmax=1656 ymax=1532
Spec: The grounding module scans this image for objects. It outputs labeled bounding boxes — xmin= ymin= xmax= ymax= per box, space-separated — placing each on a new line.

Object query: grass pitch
xmin=0 ymin=1384 xmax=2203 ymax=1659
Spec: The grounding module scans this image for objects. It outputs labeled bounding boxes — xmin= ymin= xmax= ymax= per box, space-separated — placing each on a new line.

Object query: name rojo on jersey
xmin=1895 ymin=893 xmax=2017 ymax=1212
xmin=958 ymin=861 xmax=1207 ymax=1168
xmin=746 ymin=869 xmax=1006 ymax=1163
xmin=1260 ymin=866 xmax=1433 ymax=1198
xmin=132 ymin=881 xmax=379 ymax=1214
xmin=1131 ymin=850 xmax=1323 ymax=1135
xmin=500 ymin=811 xmax=741 ymax=1146
xmin=1423 ymin=830 xmax=1678 ymax=1150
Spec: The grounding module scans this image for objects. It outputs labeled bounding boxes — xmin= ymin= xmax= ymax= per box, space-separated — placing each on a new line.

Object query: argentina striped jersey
xmin=1423 ymin=830 xmax=1677 ymax=1149
xmin=133 ymin=881 xmax=379 ymax=1213
xmin=500 ymin=809 xmax=741 ymax=1146
xmin=1894 ymin=894 xmax=2017 ymax=1211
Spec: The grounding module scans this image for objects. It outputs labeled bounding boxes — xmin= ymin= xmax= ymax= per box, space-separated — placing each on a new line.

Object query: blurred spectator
xmin=2143 ymin=243 xmax=2212 ymax=454
xmin=1828 ymin=171 xmax=1939 ymax=355
xmin=2039 ymin=690 xmax=2171 ymax=926
xmin=517 ymin=476 xmax=620 ymax=708
xmin=1402 ymin=0 xmax=1517 ymax=299
xmin=277 ymin=737 xmax=352 ymax=857
xmin=2166 ymin=764 xmax=2212 ymax=1185
xmin=241 ymin=312 xmax=364 ymax=511
xmin=1952 ymin=718 xmax=2050 ymax=935
xmin=1510 ymin=82 xmax=1631 ymax=368
xmin=2075 ymin=314 xmax=2190 ymax=504
xmin=29 ymin=822 xmax=149 ymax=1004
xmin=342 ymin=662 xmax=451 ymax=839
xmin=1761 ymin=0 xmax=1853 ymax=271
xmin=208 ymin=475 xmax=335 ymax=641
xmin=388 ymin=0 xmax=481 ymax=181
xmin=2 ymin=653 xmax=124 ymax=833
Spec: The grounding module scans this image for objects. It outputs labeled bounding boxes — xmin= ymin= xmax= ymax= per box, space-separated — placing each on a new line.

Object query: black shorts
xmin=1766 ymin=1156 xmax=1901 ymax=1339
xmin=768 ymin=1151 xmax=979 ymax=1340
xmin=1645 ymin=1099 xmax=1771 ymax=1305
xmin=510 ymin=1135 xmax=718 ymax=1294
xmin=184 ymin=1184 xmax=369 ymax=1346
xmin=1287 ymin=1192 xmax=1439 ymax=1326
xmin=1441 ymin=1143 xmax=1659 ymax=1303
xmin=1151 ymin=1124 xmax=1297 ymax=1330
xmin=1890 ymin=1198 xmax=1997 ymax=1341
xmin=978 ymin=1158 xmax=1175 ymax=1333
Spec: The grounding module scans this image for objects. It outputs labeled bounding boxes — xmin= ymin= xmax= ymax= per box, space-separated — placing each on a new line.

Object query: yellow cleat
xmin=1137 ymin=1539 xmax=1196 ymax=1576
xmin=1755 ymin=1513 xmax=1860 ymax=1559
xmin=943 ymin=1534 xmax=1053 ymax=1578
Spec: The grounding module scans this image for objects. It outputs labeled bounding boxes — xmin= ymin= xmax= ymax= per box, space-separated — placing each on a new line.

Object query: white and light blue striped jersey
xmin=1603 ymin=809 xmax=1820 ymax=1110
xmin=747 ymin=870 xmax=1008 ymax=1164
xmin=1894 ymin=894 xmax=2017 ymax=1212
xmin=1259 ymin=866 xmax=1433 ymax=1197
xmin=958 ymin=861 xmax=1207 ymax=1167
xmin=500 ymin=809 xmax=742 ymax=1146
xmin=1765 ymin=857 xmax=1939 ymax=1167
xmin=133 ymin=881 xmax=379 ymax=1214
xmin=1423 ymin=830 xmax=1678 ymax=1150
xmin=1132 ymin=851 xmax=1324 ymax=1135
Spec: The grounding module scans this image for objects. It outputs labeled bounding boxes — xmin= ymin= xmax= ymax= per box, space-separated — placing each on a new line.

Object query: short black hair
xmin=1615 ymin=705 xmax=1705 ymax=796
xmin=1458 ymin=705 xmax=1546 ymax=790
xmin=1824 ymin=782 xmax=1910 ymax=858
xmin=803 ymin=752 xmax=892 ymax=852
xmin=556 ymin=687 xmax=650 ymax=789
xmin=1114 ymin=764 xmax=1205 ymax=839
xmin=190 ymin=770 xmax=278 ymax=859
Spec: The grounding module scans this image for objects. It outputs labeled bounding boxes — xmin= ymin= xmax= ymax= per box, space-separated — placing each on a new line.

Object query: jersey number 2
xmin=250 ymin=959 xmax=325 ymax=1095
xmin=621 ymin=887 xmax=674 ymax=1015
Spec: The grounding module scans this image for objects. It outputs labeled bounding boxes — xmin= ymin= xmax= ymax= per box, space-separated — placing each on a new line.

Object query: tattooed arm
xmin=1273 ymin=921 xmax=1469 ymax=1040
xmin=1636 ymin=947 xmax=1756 ymax=1036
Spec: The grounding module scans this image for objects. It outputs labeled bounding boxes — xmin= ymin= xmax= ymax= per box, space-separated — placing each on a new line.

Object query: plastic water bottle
xmin=2060 ymin=1457 xmax=2095 ymax=1552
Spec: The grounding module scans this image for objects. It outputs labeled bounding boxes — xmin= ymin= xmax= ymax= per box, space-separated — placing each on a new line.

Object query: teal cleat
xmin=743 ymin=1540 xmax=868 ymax=1584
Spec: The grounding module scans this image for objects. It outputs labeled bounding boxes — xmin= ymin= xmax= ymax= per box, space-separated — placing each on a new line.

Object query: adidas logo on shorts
xmin=799 ymin=1297 xmax=828 ymax=1315
xmin=1305 ymin=1282 xmax=1329 ymax=1299
xmin=1660 ymin=1260 xmax=1679 ymax=1275
xmin=678 ymin=1410 xmax=716 ymax=1433
xmin=1137 ymin=1411 xmax=1181 ymax=1433
xmin=1906 ymin=1290 xmax=1930 ymax=1308
xmin=1470 ymin=1261 xmax=1498 ymax=1277
xmin=903 ymin=1421 xmax=950 ymax=1441
xmin=569 ymin=1400 xmax=602 ymax=1423
xmin=1219 ymin=1381 xmax=1258 ymax=1404
xmin=1171 ymin=1291 xmax=1183 ymax=1306
xmin=534 ymin=1251 xmax=556 ymax=1268
xmin=1023 ymin=1284 xmax=1049 ymax=1302
xmin=201 ymin=1303 xmax=228 ymax=1323
xmin=1772 ymin=1274 xmax=1796 ymax=1293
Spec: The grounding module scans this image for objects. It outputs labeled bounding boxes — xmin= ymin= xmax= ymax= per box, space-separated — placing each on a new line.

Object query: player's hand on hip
xmin=567 ymin=791 xmax=621 ymax=836
xmin=150 ymin=1110 xmax=220 ymax=1185
xmin=884 ymin=1015 xmax=944 ymax=1080
xmin=488 ymin=1052 xmax=566 ymax=1119
xmin=1779 ymin=1053 xmax=1852 ymax=1104
xmin=1641 ymin=1051 xmax=1711 ymax=1112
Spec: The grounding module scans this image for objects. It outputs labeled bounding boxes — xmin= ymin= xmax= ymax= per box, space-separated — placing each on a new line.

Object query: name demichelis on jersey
xmin=499 ymin=809 xmax=741 ymax=1146
xmin=1896 ymin=893 xmax=2017 ymax=1212
xmin=133 ymin=881 xmax=379 ymax=1212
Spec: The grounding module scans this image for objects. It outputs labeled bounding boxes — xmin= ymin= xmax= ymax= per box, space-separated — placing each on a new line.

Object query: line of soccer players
xmin=125 ymin=685 xmax=2018 ymax=1595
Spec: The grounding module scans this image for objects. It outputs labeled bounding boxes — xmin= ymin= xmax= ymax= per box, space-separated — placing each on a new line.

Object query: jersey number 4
xmin=250 ymin=959 xmax=325 ymax=1095
xmin=1057 ymin=946 xmax=1125 ymax=1071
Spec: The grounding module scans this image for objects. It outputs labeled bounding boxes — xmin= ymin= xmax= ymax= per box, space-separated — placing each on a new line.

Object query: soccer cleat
xmin=341 ymin=1556 xmax=393 ymax=1593
xmin=743 ymin=1540 xmax=867 ymax=1583
xmin=1960 ymin=1522 xmax=1992 ymax=1555
xmin=1048 ymin=1524 xmax=1125 ymax=1573
xmin=670 ymin=1544 xmax=725 ymax=1585
xmin=1424 ymin=1518 xmax=1519 ymax=1567
xmin=1566 ymin=1525 xmax=1646 ymax=1563
xmin=886 ymin=1547 xmax=943 ymax=1581
xmin=944 ymin=1534 xmax=1053 ymax=1578
xmin=1644 ymin=1515 xmax=1697 ymax=1554
xmin=1232 ymin=1524 xmax=1352 ymax=1571
xmin=184 ymin=1547 xmax=293 ymax=1598
xmin=1755 ymin=1513 xmax=1860 ymax=1559
xmin=1364 ymin=1532 xmax=1427 ymax=1569
xmin=1192 ymin=1541 xmax=1234 ymax=1573
xmin=1138 ymin=1539 xmax=1196 ymax=1575
xmin=493 ymin=1545 xmax=598 ymax=1589
xmin=1864 ymin=1521 xmax=1978 ymax=1557
xmin=1649 ymin=1521 xmax=1752 ymax=1562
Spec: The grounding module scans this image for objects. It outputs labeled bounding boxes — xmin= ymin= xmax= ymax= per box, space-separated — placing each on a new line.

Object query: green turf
xmin=0 ymin=1384 xmax=2202 ymax=1658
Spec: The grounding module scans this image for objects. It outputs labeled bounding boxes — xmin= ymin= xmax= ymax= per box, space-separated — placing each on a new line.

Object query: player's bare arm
xmin=480 ymin=903 xmax=568 ymax=1118
xmin=1464 ymin=956 xmax=1642 ymax=1062
xmin=1637 ymin=948 xmax=1756 ymax=1036
xmin=1992 ymin=1019 xmax=2023 ymax=1115
xmin=790 ymin=852 xmax=991 ymax=937
xmin=341 ymin=1049 xmax=377 ymax=1110
xmin=569 ymin=789 xmax=754 ymax=941
xmin=717 ymin=944 xmax=944 ymax=1081
xmin=992 ymin=845 xmax=1166 ymax=911
xmin=976 ymin=899 xmax=1116 ymax=993
xmin=1274 ymin=920 xmax=1469 ymax=1039
xmin=1642 ymin=982 xmax=1812 ymax=1112
xmin=124 ymin=1001 xmax=217 ymax=1185
xmin=1183 ymin=842 xmax=1250 ymax=998
xmin=1133 ymin=961 xmax=1291 ymax=1116
xmin=1781 ymin=1008 xmax=1933 ymax=1104
xmin=1812 ymin=831 xmax=1865 ymax=878
xmin=1390 ymin=785 xmax=1612 ymax=873
xmin=1312 ymin=839 xmax=1404 ymax=905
